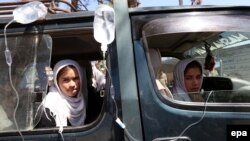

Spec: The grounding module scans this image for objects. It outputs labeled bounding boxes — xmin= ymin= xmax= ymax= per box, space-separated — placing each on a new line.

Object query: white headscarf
xmin=43 ymin=59 xmax=87 ymax=127
xmin=172 ymin=58 xmax=203 ymax=101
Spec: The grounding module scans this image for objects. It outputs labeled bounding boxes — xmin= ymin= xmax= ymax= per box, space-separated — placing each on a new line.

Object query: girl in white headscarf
xmin=172 ymin=58 xmax=203 ymax=102
xmin=37 ymin=59 xmax=87 ymax=127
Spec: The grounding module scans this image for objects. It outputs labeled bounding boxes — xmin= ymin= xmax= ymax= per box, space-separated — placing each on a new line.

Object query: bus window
xmin=152 ymin=32 xmax=250 ymax=103
xmin=0 ymin=34 xmax=52 ymax=131
xmin=184 ymin=32 xmax=250 ymax=103
xmin=0 ymin=32 xmax=106 ymax=133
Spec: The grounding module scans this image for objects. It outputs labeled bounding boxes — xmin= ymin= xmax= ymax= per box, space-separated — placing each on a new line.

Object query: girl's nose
xmin=193 ymin=78 xmax=199 ymax=85
xmin=69 ymin=80 xmax=76 ymax=87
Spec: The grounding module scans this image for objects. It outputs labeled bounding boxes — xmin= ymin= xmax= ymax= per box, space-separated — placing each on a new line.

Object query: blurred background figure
xmin=204 ymin=54 xmax=218 ymax=76
xmin=91 ymin=61 xmax=106 ymax=92
xmin=159 ymin=71 xmax=168 ymax=88
xmin=191 ymin=0 xmax=202 ymax=5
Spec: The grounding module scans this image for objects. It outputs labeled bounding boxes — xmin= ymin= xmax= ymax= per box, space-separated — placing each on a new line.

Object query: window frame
xmin=0 ymin=11 xmax=114 ymax=138
xmin=132 ymin=6 xmax=250 ymax=112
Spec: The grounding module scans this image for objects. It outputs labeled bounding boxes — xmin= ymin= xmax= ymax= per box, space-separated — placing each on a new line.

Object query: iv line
xmin=102 ymin=51 xmax=139 ymax=141
xmin=152 ymin=91 xmax=214 ymax=141
xmin=4 ymin=19 xmax=24 ymax=141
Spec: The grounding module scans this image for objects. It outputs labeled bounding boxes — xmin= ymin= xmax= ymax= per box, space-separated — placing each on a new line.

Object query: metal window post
xmin=113 ymin=0 xmax=143 ymax=140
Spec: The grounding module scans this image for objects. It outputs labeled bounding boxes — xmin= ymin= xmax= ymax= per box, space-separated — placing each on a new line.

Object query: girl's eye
xmin=63 ymin=78 xmax=70 ymax=82
xmin=185 ymin=76 xmax=192 ymax=80
xmin=74 ymin=77 xmax=80 ymax=81
xmin=196 ymin=75 xmax=202 ymax=80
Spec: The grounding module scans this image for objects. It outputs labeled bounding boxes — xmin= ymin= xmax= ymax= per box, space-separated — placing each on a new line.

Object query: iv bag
xmin=13 ymin=1 xmax=47 ymax=24
xmin=94 ymin=4 xmax=115 ymax=53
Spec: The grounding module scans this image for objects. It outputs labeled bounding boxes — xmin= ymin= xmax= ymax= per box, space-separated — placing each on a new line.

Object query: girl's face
xmin=184 ymin=67 xmax=202 ymax=93
xmin=58 ymin=67 xmax=80 ymax=97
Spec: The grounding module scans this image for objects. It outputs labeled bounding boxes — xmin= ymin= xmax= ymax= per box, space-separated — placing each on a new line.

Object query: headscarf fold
xmin=172 ymin=58 xmax=203 ymax=101
xmin=43 ymin=59 xmax=87 ymax=126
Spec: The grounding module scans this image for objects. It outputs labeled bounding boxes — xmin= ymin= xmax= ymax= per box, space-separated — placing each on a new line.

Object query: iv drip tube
xmin=4 ymin=19 xmax=24 ymax=141
xmin=152 ymin=91 xmax=214 ymax=141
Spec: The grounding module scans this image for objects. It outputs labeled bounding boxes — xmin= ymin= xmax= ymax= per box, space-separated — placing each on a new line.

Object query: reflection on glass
xmin=157 ymin=32 xmax=250 ymax=103
xmin=0 ymin=35 xmax=52 ymax=132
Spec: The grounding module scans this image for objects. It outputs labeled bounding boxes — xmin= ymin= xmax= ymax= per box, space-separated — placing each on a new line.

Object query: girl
xmin=37 ymin=59 xmax=87 ymax=127
xmin=172 ymin=59 xmax=203 ymax=102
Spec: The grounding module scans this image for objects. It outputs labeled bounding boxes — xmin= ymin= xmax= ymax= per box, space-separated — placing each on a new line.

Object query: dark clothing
xmin=35 ymin=108 xmax=56 ymax=128
xmin=85 ymin=86 xmax=103 ymax=124
xmin=35 ymin=108 xmax=71 ymax=128
xmin=35 ymin=85 xmax=103 ymax=128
